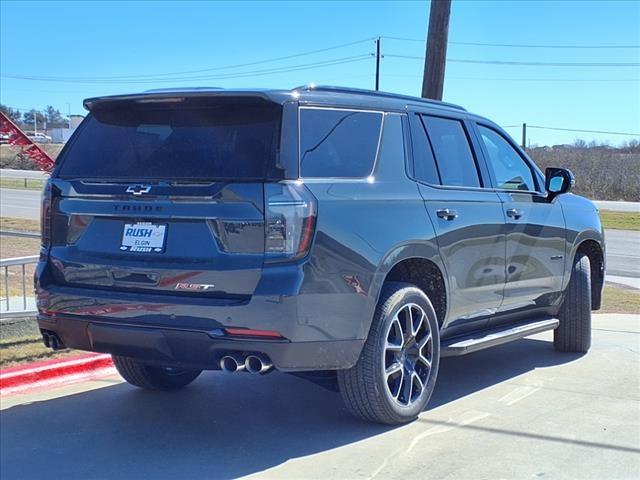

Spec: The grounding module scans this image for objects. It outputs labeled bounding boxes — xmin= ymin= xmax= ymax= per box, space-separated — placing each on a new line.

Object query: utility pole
xmin=375 ymin=37 xmax=381 ymax=91
xmin=522 ymin=123 xmax=527 ymax=150
xmin=421 ymin=0 xmax=452 ymax=100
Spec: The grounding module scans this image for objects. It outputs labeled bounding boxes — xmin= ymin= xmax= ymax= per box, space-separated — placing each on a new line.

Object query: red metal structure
xmin=0 ymin=111 xmax=55 ymax=171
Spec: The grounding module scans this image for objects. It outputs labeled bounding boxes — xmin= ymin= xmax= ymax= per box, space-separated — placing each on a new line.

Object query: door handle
xmin=436 ymin=208 xmax=458 ymax=221
xmin=506 ymin=208 xmax=524 ymax=219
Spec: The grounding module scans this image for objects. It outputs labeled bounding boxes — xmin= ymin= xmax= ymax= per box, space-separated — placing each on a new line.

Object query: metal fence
xmin=0 ymin=255 xmax=38 ymax=319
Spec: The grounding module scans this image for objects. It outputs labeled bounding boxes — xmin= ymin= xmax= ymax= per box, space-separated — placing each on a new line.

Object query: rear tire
xmin=554 ymin=253 xmax=591 ymax=353
xmin=338 ymin=282 xmax=440 ymax=425
xmin=113 ymin=356 xmax=202 ymax=390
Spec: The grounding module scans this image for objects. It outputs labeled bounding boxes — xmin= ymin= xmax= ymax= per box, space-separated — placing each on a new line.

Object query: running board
xmin=441 ymin=318 xmax=560 ymax=357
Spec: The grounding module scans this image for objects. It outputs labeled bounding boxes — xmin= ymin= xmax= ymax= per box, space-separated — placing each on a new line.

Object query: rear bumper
xmin=36 ymin=284 xmax=369 ymax=371
xmin=38 ymin=314 xmax=362 ymax=371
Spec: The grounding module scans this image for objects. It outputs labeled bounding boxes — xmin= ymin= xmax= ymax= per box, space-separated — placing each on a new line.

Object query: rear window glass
xmin=421 ymin=115 xmax=480 ymax=188
xmin=56 ymin=99 xmax=282 ymax=180
xmin=299 ymin=108 xmax=382 ymax=178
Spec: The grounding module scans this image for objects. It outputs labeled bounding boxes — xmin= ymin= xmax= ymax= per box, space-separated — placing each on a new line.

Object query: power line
xmin=382 ymin=36 xmax=640 ymax=49
xmin=2 ymin=55 xmax=373 ymax=84
xmin=528 ymin=125 xmax=639 ymax=136
xmin=1 ymin=37 xmax=376 ymax=82
xmin=501 ymin=124 xmax=639 ymax=136
xmin=385 ymin=54 xmax=640 ymax=67
xmin=383 ymin=73 xmax=640 ymax=82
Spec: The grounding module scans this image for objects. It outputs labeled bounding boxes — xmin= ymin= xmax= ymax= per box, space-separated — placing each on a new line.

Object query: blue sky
xmin=1 ymin=0 xmax=639 ymax=146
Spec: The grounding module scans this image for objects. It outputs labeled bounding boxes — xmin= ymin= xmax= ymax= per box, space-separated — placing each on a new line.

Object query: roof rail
xmin=292 ymin=85 xmax=466 ymax=111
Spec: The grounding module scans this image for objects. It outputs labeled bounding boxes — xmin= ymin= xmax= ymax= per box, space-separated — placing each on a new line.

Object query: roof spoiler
xmin=83 ymin=89 xmax=273 ymax=111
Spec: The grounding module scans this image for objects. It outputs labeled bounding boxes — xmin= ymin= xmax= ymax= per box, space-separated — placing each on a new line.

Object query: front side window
xmin=299 ymin=108 xmax=383 ymax=178
xmin=421 ymin=115 xmax=480 ymax=188
xmin=478 ymin=125 xmax=536 ymax=191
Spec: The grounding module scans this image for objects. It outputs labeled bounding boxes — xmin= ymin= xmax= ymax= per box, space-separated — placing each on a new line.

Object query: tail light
xmin=264 ymin=182 xmax=317 ymax=262
xmin=40 ymin=180 xmax=52 ymax=253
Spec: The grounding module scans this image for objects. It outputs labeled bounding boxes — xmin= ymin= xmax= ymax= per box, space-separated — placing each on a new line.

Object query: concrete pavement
xmin=1 ymin=313 xmax=638 ymax=479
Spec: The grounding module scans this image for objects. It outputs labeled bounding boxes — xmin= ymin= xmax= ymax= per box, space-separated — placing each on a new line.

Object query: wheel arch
xmin=565 ymin=227 xmax=605 ymax=310
xmin=370 ymin=242 xmax=449 ymax=328
xmin=574 ymin=237 xmax=605 ymax=310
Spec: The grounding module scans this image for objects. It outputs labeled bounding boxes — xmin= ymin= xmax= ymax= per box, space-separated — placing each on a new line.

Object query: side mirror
xmin=545 ymin=167 xmax=574 ymax=198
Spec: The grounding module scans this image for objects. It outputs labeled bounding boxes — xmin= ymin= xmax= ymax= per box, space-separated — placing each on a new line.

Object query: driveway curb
xmin=0 ymin=353 xmax=115 ymax=396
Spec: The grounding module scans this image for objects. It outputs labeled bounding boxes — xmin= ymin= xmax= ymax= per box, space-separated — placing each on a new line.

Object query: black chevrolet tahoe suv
xmin=36 ymin=86 xmax=605 ymax=424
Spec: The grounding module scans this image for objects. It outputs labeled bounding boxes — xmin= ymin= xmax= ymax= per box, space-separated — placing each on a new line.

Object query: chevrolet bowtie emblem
xmin=126 ymin=184 xmax=152 ymax=195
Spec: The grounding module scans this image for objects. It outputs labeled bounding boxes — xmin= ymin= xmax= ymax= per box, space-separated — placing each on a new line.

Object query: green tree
xmin=22 ymin=109 xmax=46 ymax=126
xmin=0 ymin=104 xmax=22 ymax=123
xmin=44 ymin=105 xmax=64 ymax=124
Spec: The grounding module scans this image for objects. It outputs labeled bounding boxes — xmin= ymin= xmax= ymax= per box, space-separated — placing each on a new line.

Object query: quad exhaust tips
xmin=220 ymin=354 xmax=246 ymax=373
xmin=41 ymin=331 xmax=65 ymax=351
xmin=245 ymin=354 xmax=273 ymax=374
xmin=219 ymin=353 xmax=273 ymax=374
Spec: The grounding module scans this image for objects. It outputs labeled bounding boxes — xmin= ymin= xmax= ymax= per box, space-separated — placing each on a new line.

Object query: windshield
xmin=56 ymin=98 xmax=282 ymax=181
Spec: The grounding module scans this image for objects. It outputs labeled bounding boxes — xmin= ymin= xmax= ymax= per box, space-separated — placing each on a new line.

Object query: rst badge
xmin=175 ymin=283 xmax=216 ymax=292
xmin=120 ymin=222 xmax=167 ymax=253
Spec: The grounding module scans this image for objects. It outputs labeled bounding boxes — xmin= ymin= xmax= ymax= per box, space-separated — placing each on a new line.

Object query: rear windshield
xmin=56 ymin=98 xmax=282 ymax=180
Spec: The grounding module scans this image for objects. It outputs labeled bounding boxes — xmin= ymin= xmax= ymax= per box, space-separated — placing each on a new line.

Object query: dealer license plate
xmin=120 ymin=222 xmax=167 ymax=253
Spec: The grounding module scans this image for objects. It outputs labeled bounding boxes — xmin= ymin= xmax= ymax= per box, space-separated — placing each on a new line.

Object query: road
xmin=593 ymin=200 xmax=640 ymax=213
xmin=0 ymin=189 xmax=40 ymax=220
xmin=0 ymin=186 xmax=638 ymax=277
xmin=1 ymin=313 xmax=638 ymax=479
xmin=606 ymin=229 xmax=640 ymax=278
xmin=1 ymin=169 xmax=49 ymax=180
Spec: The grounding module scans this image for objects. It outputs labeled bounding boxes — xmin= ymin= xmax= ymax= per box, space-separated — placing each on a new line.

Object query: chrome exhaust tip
xmin=245 ymin=354 xmax=273 ymax=374
xmin=220 ymin=354 xmax=245 ymax=373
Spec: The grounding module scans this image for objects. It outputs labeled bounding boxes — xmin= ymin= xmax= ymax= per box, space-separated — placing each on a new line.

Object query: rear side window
xmin=56 ymin=99 xmax=282 ymax=180
xmin=408 ymin=113 xmax=440 ymax=184
xmin=299 ymin=108 xmax=382 ymax=178
xmin=421 ymin=115 xmax=480 ymax=188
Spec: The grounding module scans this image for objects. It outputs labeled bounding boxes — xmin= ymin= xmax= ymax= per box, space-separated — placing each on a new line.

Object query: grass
xmin=0 ymin=218 xmax=39 ymax=298
xmin=600 ymin=284 xmax=640 ymax=314
xmin=0 ymin=178 xmax=44 ymax=190
xmin=0 ymin=235 xmax=39 ymax=297
xmin=0 ymin=217 xmax=40 ymax=232
xmin=0 ymin=335 xmax=78 ymax=368
xmin=0 ymin=234 xmax=40 ymax=257
xmin=599 ymin=210 xmax=640 ymax=231
xmin=0 ymin=143 xmax=63 ymax=168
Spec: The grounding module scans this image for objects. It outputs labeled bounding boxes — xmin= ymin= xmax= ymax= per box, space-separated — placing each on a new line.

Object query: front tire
xmin=338 ymin=282 xmax=440 ymax=424
xmin=113 ymin=356 xmax=202 ymax=390
xmin=554 ymin=253 xmax=592 ymax=353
